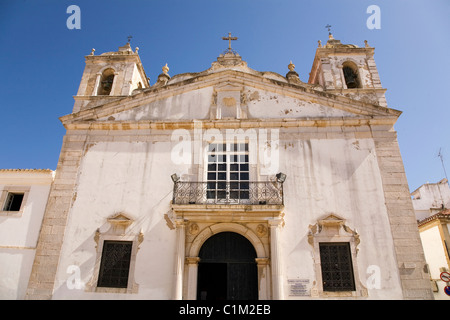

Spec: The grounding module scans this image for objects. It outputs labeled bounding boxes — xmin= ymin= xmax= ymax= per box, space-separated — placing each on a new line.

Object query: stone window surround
xmin=0 ymin=186 xmax=30 ymax=216
xmin=85 ymin=213 xmax=143 ymax=294
xmin=308 ymin=214 xmax=368 ymax=298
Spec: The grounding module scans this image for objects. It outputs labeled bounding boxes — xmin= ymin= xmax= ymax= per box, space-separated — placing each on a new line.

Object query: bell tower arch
xmin=72 ymin=42 xmax=150 ymax=113
xmin=308 ymin=33 xmax=387 ymax=107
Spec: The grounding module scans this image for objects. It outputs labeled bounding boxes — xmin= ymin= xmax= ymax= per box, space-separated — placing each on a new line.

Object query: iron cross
xmin=127 ymin=35 xmax=133 ymax=43
xmin=325 ymin=24 xmax=332 ymax=34
xmin=222 ymin=32 xmax=238 ymax=50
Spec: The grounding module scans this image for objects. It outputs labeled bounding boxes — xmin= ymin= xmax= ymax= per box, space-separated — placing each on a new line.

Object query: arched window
xmin=342 ymin=62 xmax=360 ymax=89
xmin=97 ymin=68 xmax=115 ymax=95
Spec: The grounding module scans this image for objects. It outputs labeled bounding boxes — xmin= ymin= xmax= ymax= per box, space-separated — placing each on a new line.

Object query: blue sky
xmin=0 ymin=0 xmax=449 ymax=192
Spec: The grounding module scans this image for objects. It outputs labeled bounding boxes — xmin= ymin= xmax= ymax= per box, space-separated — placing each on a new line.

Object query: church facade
xmin=20 ymin=34 xmax=433 ymax=300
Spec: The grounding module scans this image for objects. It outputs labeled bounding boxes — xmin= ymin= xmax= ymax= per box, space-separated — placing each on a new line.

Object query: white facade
xmin=412 ymin=178 xmax=450 ymax=221
xmin=21 ymin=36 xmax=434 ymax=300
xmin=0 ymin=169 xmax=54 ymax=299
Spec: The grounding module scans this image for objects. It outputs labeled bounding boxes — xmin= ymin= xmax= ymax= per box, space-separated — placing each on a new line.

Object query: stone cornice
xmin=0 ymin=169 xmax=55 ymax=185
xmin=316 ymin=46 xmax=375 ymax=56
xmin=62 ymin=116 xmax=399 ymax=131
xmin=171 ymin=203 xmax=285 ymax=223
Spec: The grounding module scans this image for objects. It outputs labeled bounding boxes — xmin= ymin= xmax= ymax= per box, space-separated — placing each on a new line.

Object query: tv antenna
xmin=438 ymin=148 xmax=449 ymax=184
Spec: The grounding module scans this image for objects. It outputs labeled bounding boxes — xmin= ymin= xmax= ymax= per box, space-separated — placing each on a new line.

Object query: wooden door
xmin=197 ymin=232 xmax=258 ymax=300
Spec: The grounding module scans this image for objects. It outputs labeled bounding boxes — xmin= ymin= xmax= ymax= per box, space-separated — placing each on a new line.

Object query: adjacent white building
xmin=412 ymin=178 xmax=450 ymax=221
xmin=2 ymin=34 xmax=435 ymax=300
xmin=0 ymin=169 xmax=54 ymax=299
xmin=412 ymin=178 xmax=450 ymax=300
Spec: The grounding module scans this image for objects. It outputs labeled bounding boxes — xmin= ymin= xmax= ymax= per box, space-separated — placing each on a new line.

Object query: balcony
xmin=171 ymin=173 xmax=286 ymax=206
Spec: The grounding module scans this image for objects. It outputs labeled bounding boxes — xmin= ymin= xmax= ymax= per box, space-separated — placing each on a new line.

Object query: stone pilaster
xmin=173 ymin=219 xmax=186 ymax=300
xmin=25 ymin=132 xmax=88 ymax=299
xmin=269 ymin=218 xmax=284 ymax=300
xmin=255 ymin=258 xmax=271 ymax=300
xmin=186 ymin=257 xmax=200 ymax=300
xmin=373 ymin=130 xmax=434 ymax=299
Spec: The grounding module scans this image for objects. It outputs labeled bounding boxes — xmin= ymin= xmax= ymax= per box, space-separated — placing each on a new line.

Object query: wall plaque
xmin=287 ymin=279 xmax=310 ymax=296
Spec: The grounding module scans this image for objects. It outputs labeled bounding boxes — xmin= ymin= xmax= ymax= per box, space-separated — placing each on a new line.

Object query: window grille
xmin=319 ymin=242 xmax=355 ymax=291
xmin=97 ymin=241 xmax=132 ymax=288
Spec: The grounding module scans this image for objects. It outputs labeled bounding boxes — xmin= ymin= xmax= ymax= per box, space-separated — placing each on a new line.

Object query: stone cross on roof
xmin=222 ymin=32 xmax=238 ymax=50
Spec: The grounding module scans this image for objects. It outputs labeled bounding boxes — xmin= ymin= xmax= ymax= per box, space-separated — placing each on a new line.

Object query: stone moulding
xmin=62 ymin=116 xmax=398 ymax=131
xmin=170 ymin=202 xmax=285 ymax=223
xmin=307 ymin=213 xmax=360 ymax=250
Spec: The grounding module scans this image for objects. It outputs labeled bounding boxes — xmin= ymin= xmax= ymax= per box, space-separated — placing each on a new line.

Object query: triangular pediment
xmin=107 ymin=212 xmax=133 ymax=224
xmin=61 ymin=68 xmax=401 ymax=127
xmin=319 ymin=214 xmax=345 ymax=225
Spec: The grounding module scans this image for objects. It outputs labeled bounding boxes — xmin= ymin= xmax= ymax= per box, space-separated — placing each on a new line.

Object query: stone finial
xmin=288 ymin=61 xmax=295 ymax=72
xmin=90 ymin=48 xmax=95 ymax=55
xmin=135 ymin=47 xmax=139 ymax=54
xmin=162 ymin=63 xmax=169 ymax=75
xmin=286 ymin=61 xmax=301 ymax=84
xmin=154 ymin=63 xmax=171 ymax=87
xmin=364 ymin=40 xmax=369 ymax=48
xmin=318 ymin=40 xmax=322 ymax=48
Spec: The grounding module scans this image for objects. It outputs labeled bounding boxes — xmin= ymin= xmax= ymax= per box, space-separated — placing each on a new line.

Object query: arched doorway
xmin=197 ymin=232 xmax=258 ymax=300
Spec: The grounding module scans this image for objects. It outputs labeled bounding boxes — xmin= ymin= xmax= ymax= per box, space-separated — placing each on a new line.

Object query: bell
xmin=346 ymin=77 xmax=357 ymax=88
xmin=100 ymin=76 xmax=114 ymax=94
xmin=343 ymin=67 xmax=358 ymax=88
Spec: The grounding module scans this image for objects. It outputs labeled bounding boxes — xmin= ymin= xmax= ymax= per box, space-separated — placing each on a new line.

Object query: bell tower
xmin=72 ymin=42 xmax=150 ymax=113
xmin=308 ymin=33 xmax=387 ymax=107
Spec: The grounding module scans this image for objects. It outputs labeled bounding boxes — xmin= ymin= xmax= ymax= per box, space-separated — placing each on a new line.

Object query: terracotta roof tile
xmin=418 ymin=209 xmax=450 ymax=226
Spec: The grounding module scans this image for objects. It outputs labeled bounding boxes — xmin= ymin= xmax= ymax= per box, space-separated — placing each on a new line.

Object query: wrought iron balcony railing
xmin=172 ymin=180 xmax=284 ymax=205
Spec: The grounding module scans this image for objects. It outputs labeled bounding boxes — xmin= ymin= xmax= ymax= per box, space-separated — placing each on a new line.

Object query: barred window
xmin=319 ymin=242 xmax=355 ymax=292
xmin=97 ymin=241 xmax=132 ymax=288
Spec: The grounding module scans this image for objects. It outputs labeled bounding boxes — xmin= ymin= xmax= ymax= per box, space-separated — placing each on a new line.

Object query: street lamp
xmin=171 ymin=173 xmax=180 ymax=183
xmin=276 ymin=172 xmax=287 ymax=183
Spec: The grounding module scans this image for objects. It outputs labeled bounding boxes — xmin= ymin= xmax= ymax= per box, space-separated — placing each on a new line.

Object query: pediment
xmin=308 ymin=213 xmax=359 ymax=243
xmin=318 ymin=214 xmax=346 ymax=227
xmin=107 ymin=212 xmax=133 ymax=226
xmin=214 ymin=82 xmax=243 ymax=92
xmin=61 ymin=69 xmax=401 ymax=126
xmin=105 ymin=212 xmax=134 ymax=235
